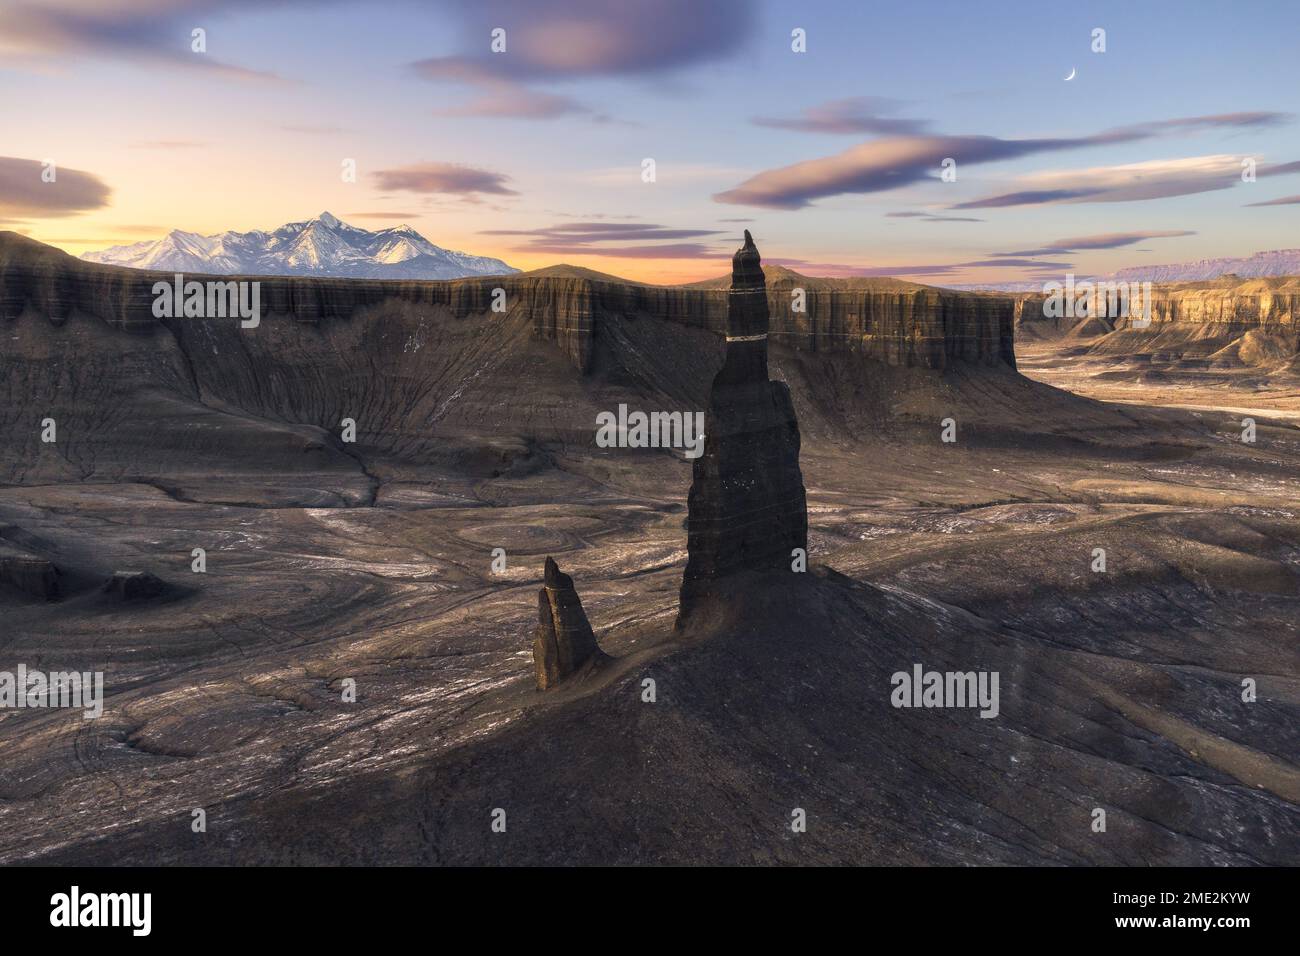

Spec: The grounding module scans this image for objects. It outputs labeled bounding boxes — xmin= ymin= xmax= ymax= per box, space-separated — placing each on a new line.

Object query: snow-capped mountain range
xmin=80 ymin=212 xmax=518 ymax=280
xmin=1109 ymin=248 xmax=1300 ymax=283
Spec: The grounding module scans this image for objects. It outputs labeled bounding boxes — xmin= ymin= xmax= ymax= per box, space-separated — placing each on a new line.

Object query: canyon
xmin=0 ymin=231 xmax=1296 ymax=866
xmin=1015 ymin=273 xmax=1300 ymax=425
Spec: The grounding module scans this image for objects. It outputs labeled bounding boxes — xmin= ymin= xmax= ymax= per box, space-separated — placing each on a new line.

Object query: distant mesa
xmin=0 ymin=552 xmax=61 ymax=601
xmin=533 ymin=556 xmax=607 ymax=690
xmin=79 ymin=212 xmax=518 ymax=281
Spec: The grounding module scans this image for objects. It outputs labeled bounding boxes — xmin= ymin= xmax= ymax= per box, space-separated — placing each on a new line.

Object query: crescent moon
xmin=1064 ymin=67 xmax=1076 ymax=81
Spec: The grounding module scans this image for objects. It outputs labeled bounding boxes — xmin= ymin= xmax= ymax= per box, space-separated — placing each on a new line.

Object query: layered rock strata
xmin=532 ymin=556 xmax=605 ymax=690
xmin=677 ymin=232 xmax=809 ymax=627
xmin=1014 ymin=275 xmax=1300 ymax=356
xmin=0 ymin=231 xmax=1016 ymax=373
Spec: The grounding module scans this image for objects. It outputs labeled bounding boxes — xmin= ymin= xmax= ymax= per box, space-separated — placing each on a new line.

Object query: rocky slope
xmin=1 ymin=231 xmax=1031 ymax=496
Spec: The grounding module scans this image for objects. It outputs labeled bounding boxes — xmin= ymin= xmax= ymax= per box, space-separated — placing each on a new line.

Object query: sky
xmin=2 ymin=0 xmax=1299 ymax=285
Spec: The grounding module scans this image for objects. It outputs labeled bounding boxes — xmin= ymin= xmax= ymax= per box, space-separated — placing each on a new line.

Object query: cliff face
xmin=1143 ymin=279 xmax=1300 ymax=331
xmin=0 ymin=234 xmax=601 ymax=371
xmin=0 ymin=233 xmax=1028 ymax=491
xmin=0 ymin=233 xmax=1015 ymax=373
xmin=1014 ymin=276 xmax=1300 ymax=357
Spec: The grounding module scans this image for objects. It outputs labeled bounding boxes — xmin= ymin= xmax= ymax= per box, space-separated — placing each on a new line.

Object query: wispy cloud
xmin=715 ymin=113 xmax=1292 ymax=209
xmin=481 ymin=220 xmax=725 ymax=258
xmin=1142 ymin=111 xmax=1293 ymax=134
xmin=955 ymin=156 xmax=1300 ymax=209
xmin=886 ymin=211 xmax=983 ymax=222
xmin=522 ymin=242 xmax=723 ymax=259
xmin=579 ymin=163 xmax=749 ymax=187
xmin=345 ymin=211 xmax=426 ymax=220
xmin=0 ymin=156 xmax=111 ymax=219
xmin=753 ymin=97 xmax=928 ymax=136
xmin=0 ymin=0 xmax=294 ymax=80
xmin=1245 ymin=194 xmax=1300 ymax=207
xmin=768 ymin=256 xmax=1072 ymax=278
xmin=411 ymin=0 xmax=754 ymax=120
xmin=772 ymin=231 xmax=1195 ymax=280
xmin=372 ymin=162 xmax=517 ymax=198
xmin=416 ymin=63 xmax=588 ymax=119
xmin=990 ymin=229 xmax=1195 ymax=257
xmin=715 ymin=135 xmax=1089 ymax=209
xmin=417 ymin=0 xmax=753 ymax=80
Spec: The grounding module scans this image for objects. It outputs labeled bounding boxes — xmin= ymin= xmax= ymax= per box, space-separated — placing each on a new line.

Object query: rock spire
xmin=532 ymin=556 xmax=606 ymax=689
xmin=677 ymin=231 xmax=809 ymax=626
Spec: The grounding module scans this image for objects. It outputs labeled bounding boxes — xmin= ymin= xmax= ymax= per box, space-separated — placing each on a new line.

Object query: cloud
xmin=782 ymin=229 xmax=1198 ymax=282
xmin=0 ymin=156 xmax=111 ymax=218
xmin=481 ymin=220 xmax=724 ymax=258
xmin=579 ymin=163 xmax=748 ymax=187
xmin=773 ymin=230 xmax=1193 ymax=281
xmin=1245 ymin=194 xmax=1300 ymax=207
xmin=1141 ymin=111 xmax=1292 ymax=134
xmin=418 ymin=66 xmax=587 ymax=119
xmin=521 ymin=242 xmax=722 ymax=259
xmin=954 ymin=156 xmax=1300 ymax=209
xmin=960 ymin=259 xmax=1075 ymax=270
xmin=886 ymin=210 xmax=983 ymax=222
xmin=768 ymin=256 xmax=1072 ymax=279
xmin=953 ymin=188 xmax=1096 ymax=208
xmin=484 ymin=222 xmax=719 ymax=241
xmin=371 ymin=162 xmax=517 ymax=198
xmin=418 ymin=0 xmax=753 ymax=80
xmin=345 ymin=211 xmax=426 ymax=220
xmin=991 ymin=230 xmax=1196 ymax=257
xmin=715 ymin=113 xmax=1292 ymax=209
xmin=753 ymin=97 xmax=928 ymax=136
xmin=715 ymin=134 xmax=1100 ymax=209
xmin=0 ymin=0 xmax=293 ymax=80
xmin=411 ymin=0 xmax=754 ymax=119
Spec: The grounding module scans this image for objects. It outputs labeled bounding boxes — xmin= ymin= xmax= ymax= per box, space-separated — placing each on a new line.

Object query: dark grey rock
xmin=533 ymin=556 xmax=605 ymax=690
xmin=678 ymin=231 xmax=809 ymax=627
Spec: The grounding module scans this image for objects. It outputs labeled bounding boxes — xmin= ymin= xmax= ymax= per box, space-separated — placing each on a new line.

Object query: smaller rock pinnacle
xmin=532 ymin=556 xmax=606 ymax=690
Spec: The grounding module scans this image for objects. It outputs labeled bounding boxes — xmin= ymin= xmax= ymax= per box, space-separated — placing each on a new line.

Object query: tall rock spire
xmin=677 ymin=232 xmax=809 ymax=627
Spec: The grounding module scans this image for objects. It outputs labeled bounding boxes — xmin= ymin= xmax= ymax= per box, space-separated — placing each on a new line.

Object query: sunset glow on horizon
xmin=3 ymin=0 xmax=1299 ymax=286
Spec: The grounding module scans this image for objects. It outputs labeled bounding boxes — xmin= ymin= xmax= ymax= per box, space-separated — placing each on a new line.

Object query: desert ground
xmin=1 ymin=238 xmax=1297 ymax=865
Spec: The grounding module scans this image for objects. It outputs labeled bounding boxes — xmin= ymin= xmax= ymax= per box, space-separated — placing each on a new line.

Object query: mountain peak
xmin=80 ymin=215 xmax=518 ymax=280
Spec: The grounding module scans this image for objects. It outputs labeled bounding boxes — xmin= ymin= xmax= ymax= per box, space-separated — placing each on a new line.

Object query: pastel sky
xmin=3 ymin=0 xmax=1298 ymax=285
